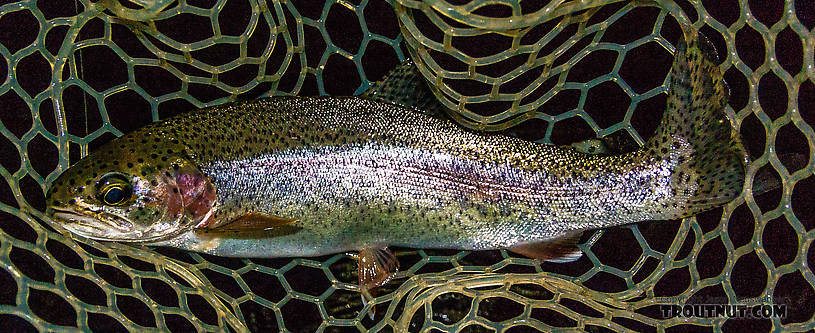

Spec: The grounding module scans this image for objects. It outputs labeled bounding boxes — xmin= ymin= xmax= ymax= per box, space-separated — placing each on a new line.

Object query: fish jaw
xmin=48 ymin=203 xmax=193 ymax=243
xmin=50 ymin=207 xmax=133 ymax=237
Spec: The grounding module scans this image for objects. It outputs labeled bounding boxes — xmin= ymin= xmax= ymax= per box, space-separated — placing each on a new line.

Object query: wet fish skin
xmin=154 ymin=96 xmax=686 ymax=257
xmin=45 ymin=28 xmax=747 ymax=259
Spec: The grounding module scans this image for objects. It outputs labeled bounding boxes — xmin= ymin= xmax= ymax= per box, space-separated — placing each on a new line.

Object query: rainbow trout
xmin=46 ymin=29 xmax=746 ymax=289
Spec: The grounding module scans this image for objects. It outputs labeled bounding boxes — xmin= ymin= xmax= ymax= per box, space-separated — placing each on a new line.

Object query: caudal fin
xmin=647 ymin=27 xmax=749 ymax=216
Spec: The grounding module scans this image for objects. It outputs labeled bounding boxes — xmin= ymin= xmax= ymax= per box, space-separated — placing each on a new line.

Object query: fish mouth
xmin=48 ymin=206 xmax=134 ymax=240
xmin=47 ymin=206 xmax=191 ymax=243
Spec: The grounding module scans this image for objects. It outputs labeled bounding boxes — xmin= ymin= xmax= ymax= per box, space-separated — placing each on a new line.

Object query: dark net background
xmin=0 ymin=0 xmax=812 ymax=332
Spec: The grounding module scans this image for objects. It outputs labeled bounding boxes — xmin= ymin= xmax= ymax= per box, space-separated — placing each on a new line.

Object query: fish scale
xmin=128 ymin=96 xmax=654 ymax=252
xmin=46 ymin=27 xmax=746 ymax=264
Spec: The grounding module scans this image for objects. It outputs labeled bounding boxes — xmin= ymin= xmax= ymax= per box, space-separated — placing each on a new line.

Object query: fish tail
xmin=646 ymin=27 xmax=748 ymax=216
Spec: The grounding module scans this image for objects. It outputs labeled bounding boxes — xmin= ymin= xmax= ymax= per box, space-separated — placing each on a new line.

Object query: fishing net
xmin=0 ymin=0 xmax=813 ymax=331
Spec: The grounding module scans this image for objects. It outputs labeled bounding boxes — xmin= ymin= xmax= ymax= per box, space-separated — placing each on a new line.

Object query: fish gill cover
xmin=0 ymin=0 xmax=813 ymax=332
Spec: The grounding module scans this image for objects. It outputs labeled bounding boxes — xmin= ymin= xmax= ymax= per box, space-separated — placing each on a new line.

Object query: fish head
xmin=46 ymin=130 xmax=216 ymax=243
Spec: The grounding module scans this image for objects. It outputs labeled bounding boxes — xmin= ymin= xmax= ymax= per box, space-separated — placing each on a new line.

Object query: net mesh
xmin=0 ymin=0 xmax=813 ymax=331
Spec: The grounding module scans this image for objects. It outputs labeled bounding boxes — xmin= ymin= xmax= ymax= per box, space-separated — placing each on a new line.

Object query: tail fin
xmin=647 ymin=27 xmax=749 ymax=216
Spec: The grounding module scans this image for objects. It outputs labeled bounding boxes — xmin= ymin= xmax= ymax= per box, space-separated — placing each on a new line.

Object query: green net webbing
xmin=0 ymin=0 xmax=813 ymax=331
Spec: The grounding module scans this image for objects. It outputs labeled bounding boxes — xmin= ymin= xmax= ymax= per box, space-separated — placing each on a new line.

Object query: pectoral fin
xmin=358 ymin=247 xmax=399 ymax=319
xmin=509 ymin=233 xmax=583 ymax=263
xmin=204 ymin=212 xmax=298 ymax=233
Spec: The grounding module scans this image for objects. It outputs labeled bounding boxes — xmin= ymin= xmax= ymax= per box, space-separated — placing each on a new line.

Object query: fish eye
xmin=97 ymin=173 xmax=133 ymax=206
xmin=102 ymin=186 xmax=130 ymax=205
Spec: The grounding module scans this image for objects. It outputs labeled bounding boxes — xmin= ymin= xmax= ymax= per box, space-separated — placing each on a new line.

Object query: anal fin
xmin=509 ymin=232 xmax=583 ymax=263
xmin=358 ymin=247 xmax=399 ymax=319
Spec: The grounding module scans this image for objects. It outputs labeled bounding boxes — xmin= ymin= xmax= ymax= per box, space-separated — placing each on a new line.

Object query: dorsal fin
xmin=362 ymin=60 xmax=449 ymax=118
